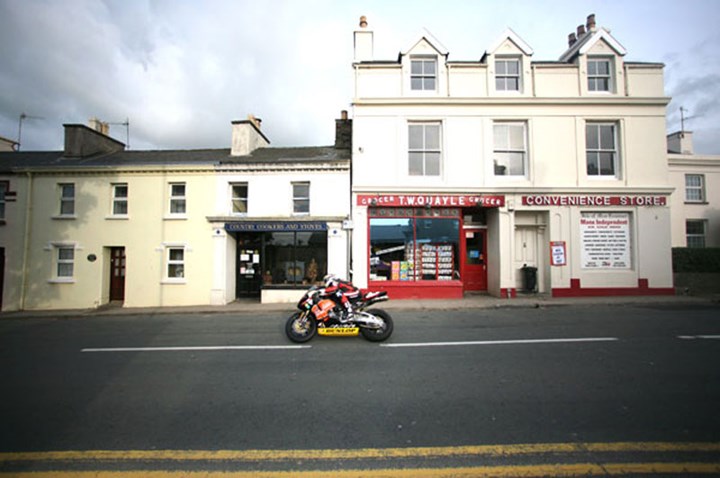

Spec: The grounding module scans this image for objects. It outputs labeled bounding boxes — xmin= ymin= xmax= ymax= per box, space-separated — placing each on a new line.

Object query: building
xmin=0 ymin=115 xmax=351 ymax=311
xmin=350 ymin=15 xmax=674 ymax=299
xmin=0 ymin=135 xmax=18 ymax=152
xmin=668 ymin=131 xmax=720 ymax=248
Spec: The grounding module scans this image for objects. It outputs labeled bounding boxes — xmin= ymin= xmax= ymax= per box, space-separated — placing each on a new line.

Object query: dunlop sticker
xmin=318 ymin=327 xmax=359 ymax=336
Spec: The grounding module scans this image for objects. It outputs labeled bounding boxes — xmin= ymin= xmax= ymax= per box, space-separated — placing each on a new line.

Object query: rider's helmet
xmin=323 ymin=274 xmax=339 ymax=286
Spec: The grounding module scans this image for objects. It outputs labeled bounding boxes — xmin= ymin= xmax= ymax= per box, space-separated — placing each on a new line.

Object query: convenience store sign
xmin=357 ymin=194 xmax=505 ymax=207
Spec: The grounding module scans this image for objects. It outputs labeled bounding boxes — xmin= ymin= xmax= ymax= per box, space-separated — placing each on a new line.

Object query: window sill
xmin=48 ymin=278 xmax=76 ymax=284
xmin=684 ymin=201 xmax=708 ymax=205
xmin=52 ymin=215 xmax=77 ymax=220
xmin=106 ymin=215 xmax=129 ymax=220
xmin=162 ymin=278 xmax=187 ymax=284
xmin=164 ymin=215 xmax=188 ymax=220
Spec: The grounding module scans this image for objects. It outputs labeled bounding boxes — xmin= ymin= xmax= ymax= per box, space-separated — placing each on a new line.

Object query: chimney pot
xmin=577 ymin=24 xmax=586 ymax=36
xmin=341 ymin=110 xmax=348 ymax=120
xmin=568 ymin=32 xmax=577 ymax=47
xmin=359 ymin=15 xmax=367 ymax=28
xmin=586 ymin=14 xmax=596 ymax=31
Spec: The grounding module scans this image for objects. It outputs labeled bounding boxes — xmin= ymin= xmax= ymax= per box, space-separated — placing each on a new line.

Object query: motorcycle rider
xmin=321 ymin=274 xmax=360 ymax=322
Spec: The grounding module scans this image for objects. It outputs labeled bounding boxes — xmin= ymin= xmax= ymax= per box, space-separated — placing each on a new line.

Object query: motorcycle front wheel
xmin=285 ymin=312 xmax=317 ymax=343
xmin=359 ymin=309 xmax=393 ymax=342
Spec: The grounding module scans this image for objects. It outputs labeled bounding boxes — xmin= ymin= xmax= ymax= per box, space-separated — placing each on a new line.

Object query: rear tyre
xmin=285 ymin=312 xmax=317 ymax=343
xmin=359 ymin=309 xmax=393 ymax=342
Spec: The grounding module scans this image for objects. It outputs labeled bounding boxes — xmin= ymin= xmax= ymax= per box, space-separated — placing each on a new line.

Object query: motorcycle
xmin=285 ymin=285 xmax=393 ymax=343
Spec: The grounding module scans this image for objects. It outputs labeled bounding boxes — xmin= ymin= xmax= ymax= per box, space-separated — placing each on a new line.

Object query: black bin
xmin=521 ymin=265 xmax=538 ymax=292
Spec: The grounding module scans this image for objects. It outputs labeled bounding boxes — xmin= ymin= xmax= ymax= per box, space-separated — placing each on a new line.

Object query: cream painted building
xmin=350 ymin=15 xmax=674 ymax=299
xmin=0 ymin=116 xmax=351 ymax=311
xmin=668 ymin=131 xmax=720 ymax=248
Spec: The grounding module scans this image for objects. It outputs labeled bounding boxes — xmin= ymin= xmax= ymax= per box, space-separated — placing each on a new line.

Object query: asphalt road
xmin=1 ymin=303 xmax=719 ymax=475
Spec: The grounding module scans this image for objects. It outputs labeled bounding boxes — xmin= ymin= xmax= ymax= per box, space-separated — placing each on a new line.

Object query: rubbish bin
xmin=521 ymin=264 xmax=538 ymax=292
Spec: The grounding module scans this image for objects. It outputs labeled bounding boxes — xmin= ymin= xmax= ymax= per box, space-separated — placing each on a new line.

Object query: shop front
xmin=357 ymin=194 xmax=504 ymax=299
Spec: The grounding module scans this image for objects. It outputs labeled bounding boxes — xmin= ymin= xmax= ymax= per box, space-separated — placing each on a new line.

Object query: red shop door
xmin=110 ymin=247 xmax=126 ymax=302
xmin=463 ymin=228 xmax=487 ymax=291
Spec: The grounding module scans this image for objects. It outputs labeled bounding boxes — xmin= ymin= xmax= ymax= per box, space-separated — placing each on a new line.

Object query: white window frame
xmin=495 ymin=57 xmax=521 ymax=92
xmin=408 ymin=122 xmax=442 ymax=177
xmin=111 ymin=183 xmax=128 ymax=217
xmin=585 ymin=122 xmax=620 ymax=178
xmin=230 ymin=182 xmax=249 ymax=216
xmin=685 ymin=174 xmax=705 ymax=203
xmin=493 ymin=121 xmax=528 ymax=177
xmin=292 ymin=182 xmax=310 ymax=215
xmin=410 ymin=57 xmax=437 ymax=91
xmin=165 ymin=246 xmax=186 ymax=281
xmin=58 ymin=183 xmax=75 ymax=217
xmin=587 ymin=57 xmax=613 ymax=93
xmin=168 ymin=182 xmax=187 ymax=217
xmin=686 ymin=220 xmax=707 ymax=248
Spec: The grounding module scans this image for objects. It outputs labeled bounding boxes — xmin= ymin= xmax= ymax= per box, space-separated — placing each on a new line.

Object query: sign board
xmin=522 ymin=195 xmax=666 ymax=207
xmin=357 ymin=194 xmax=505 ymax=208
xmin=224 ymin=221 xmax=327 ymax=232
xmin=550 ymin=241 xmax=567 ymax=266
xmin=580 ymin=212 xmax=631 ymax=269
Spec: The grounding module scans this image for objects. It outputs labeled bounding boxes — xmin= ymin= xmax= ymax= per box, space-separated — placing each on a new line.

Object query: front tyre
xmin=360 ymin=309 xmax=394 ymax=342
xmin=285 ymin=312 xmax=317 ymax=343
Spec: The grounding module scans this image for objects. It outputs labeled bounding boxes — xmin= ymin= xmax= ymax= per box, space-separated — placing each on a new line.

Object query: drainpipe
xmin=20 ymin=171 xmax=33 ymax=310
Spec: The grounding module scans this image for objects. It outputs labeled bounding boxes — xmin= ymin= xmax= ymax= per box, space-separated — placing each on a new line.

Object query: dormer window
xmin=495 ymin=58 xmax=521 ymax=91
xmin=410 ymin=57 xmax=437 ymax=91
xmin=587 ymin=57 xmax=612 ymax=92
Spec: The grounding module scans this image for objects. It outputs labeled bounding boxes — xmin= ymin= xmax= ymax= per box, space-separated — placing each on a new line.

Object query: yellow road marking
xmin=2 ymin=442 xmax=720 ymax=462
xmin=2 ymin=463 xmax=720 ymax=477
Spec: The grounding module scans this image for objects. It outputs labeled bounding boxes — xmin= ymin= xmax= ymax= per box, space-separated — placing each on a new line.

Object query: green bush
xmin=672 ymin=248 xmax=720 ymax=273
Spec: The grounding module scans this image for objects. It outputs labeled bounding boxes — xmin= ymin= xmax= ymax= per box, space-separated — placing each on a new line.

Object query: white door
xmin=514 ymin=226 xmax=538 ymax=291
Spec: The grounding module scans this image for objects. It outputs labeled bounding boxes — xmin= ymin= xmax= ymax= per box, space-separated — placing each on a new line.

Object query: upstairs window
xmin=588 ymin=58 xmax=612 ymax=92
xmin=493 ymin=122 xmax=527 ymax=176
xmin=59 ymin=183 xmax=75 ymax=216
xmin=231 ymin=183 xmax=248 ymax=215
xmin=410 ymin=58 xmax=437 ymax=91
xmin=586 ymin=123 xmax=618 ymax=177
xmin=495 ymin=58 xmax=520 ymax=91
xmin=112 ymin=183 xmax=128 ymax=216
xmin=408 ymin=123 xmax=441 ymax=176
xmin=685 ymin=174 xmax=705 ymax=203
xmin=292 ymin=182 xmax=310 ymax=215
xmin=169 ymin=183 xmax=186 ymax=215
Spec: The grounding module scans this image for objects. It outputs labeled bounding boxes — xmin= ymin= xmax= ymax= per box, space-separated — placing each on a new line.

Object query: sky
xmin=1 ymin=0 xmax=719 ymax=154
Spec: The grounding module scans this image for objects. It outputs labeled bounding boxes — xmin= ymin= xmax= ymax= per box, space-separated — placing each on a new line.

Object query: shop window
xmin=263 ymin=231 xmax=326 ymax=286
xmin=685 ymin=174 xmax=705 ymax=203
xmin=686 ymin=220 xmax=706 ymax=248
xmin=408 ymin=122 xmax=441 ymax=176
xmin=369 ymin=210 xmax=460 ymax=282
xmin=585 ymin=122 xmax=619 ymax=177
xmin=493 ymin=122 xmax=527 ymax=176
xmin=495 ymin=58 xmax=520 ymax=91
xmin=410 ymin=57 xmax=437 ymax=91
xmin=111 ymin=183 xmax=128 ymax=216
xmin=231 ymin=183 xmax=248 ymax=215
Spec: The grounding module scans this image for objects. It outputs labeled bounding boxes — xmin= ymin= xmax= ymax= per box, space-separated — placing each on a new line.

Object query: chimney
xmin=231 ymin=114 xmax=270 ymax=156
xmin=335 ymin=110 xmax=352 ymax=150
xmin=63 ymin=124 xmax=124 ymax=157
xmin=586 ymin=14 xmax=596 ymax=32
xmin=354 ymin=15 xmax=373 ymax=62
xmin=568 ymin=32 xmax=577 ymax=47
xmin=88 ymin=117 xmax=109 ymax=136
xmin=667 ymin=131 xmax=694 ymax=155
xmin=577 ymin=24 xmax=586 ymax=37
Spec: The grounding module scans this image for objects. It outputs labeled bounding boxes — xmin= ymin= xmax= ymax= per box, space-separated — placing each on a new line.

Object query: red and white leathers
xmin=321 ymin=274 xmax=360 ymax=320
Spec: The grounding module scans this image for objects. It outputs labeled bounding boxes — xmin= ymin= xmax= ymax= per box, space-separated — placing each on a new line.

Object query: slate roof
xmin=0 ymin=146 xmax=349 ymax=173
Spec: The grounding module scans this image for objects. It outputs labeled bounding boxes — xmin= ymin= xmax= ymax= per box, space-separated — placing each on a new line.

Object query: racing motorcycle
xmin=285 ymin=285 xmax=393 ymax=343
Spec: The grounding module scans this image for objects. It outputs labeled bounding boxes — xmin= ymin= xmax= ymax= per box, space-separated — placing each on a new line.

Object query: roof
xmin=0 ymin=146 xmax=349 ymax=173
xmin=559 ymin=27 xmax=627 ymax=62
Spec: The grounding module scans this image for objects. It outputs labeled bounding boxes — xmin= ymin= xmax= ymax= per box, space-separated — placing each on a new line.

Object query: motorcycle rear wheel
xmin=285 ymin=312 xmax=317 ymax=343
xmin=359 ymin=309 xmax=393 ymax=342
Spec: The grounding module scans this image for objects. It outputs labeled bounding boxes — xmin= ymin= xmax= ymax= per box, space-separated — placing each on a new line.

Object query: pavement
xmin=1 ymin=291 xmax=718 ymax=319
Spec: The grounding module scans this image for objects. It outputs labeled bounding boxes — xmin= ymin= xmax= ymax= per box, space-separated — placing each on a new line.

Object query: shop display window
xmin=263 ymin=231 xmax=326 ymax=286
xmin=369 ymin=209 xmax=460 ymax=282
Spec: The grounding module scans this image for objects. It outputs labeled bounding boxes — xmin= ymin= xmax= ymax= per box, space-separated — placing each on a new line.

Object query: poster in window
xmin=550 ymin=241 xmax=567 ymax=266
xmin=580 ymin=212 xmax=631 ymax=269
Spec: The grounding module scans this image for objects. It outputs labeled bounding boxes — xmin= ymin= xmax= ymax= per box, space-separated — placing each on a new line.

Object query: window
xmin=586 ymin=123 xmax=618 ymax=177
xmin=59 ymin=183 xmax=75 ymax=216
xmin=292 ymin=182 xmax=310 ymax=215
xmin=588 ymin=58 xmax=612 ymax=92
xmin=495 ymin=58 xmax=520 ymax=91
xmin=685 ymin=174 xmax=705 ymax=203
xmin=686 ymin=220 xmax=706 ymax=248
xmin=169 ymin=183 xmax=186 ymax=214
xmin=369 ymin=208 xmax=460 ymax=282
xmin=410 ymin=58 xmax=436 ymax=91
xmin=493 ymin=122 xmax=527 ymax=176
xmin=408 ymin=123 xmax=441 ymax=176
xmin=112 ymin=183 xmax=128 ymax=216
xmin=263 ymin=231 xmax=327 ymax=286
xmin=56 ymin=246 xmax=75 ymax=278
xmin=0 ymin=181 xmax=7 ymax=220
xmin=231 ymin=183 xmax=248 ymax=215
xmin=167 ymin=247 xmax=185 ymax=279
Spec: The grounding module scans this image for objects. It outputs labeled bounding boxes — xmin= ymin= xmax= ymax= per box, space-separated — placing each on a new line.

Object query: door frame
xmin=109 ymin=247 xmax=126 ymax=302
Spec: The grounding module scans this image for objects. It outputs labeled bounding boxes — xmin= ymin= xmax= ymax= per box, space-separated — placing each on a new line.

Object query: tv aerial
xmin=17 ymin=112 xmax=44 ymax=151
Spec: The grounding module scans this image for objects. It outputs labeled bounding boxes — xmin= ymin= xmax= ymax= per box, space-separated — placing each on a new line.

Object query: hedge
xmin=672 ymin=247 xmax=720 ymax=273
